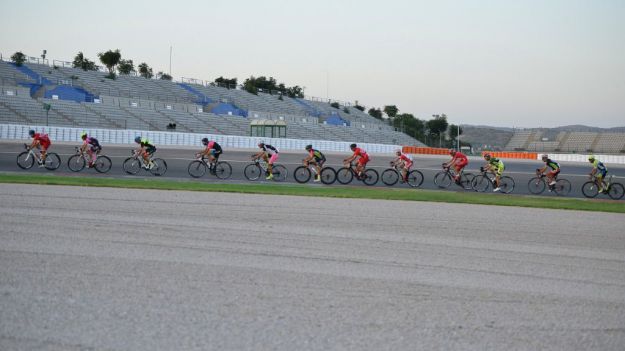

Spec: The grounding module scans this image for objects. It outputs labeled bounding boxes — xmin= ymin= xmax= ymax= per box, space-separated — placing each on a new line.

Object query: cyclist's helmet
xmin=350 ymin=143 xmax=357 ymax=149
xmin=201 ymin=137 xmax=209 ymax=145
xmin=541 ymin=154 xmax=548 ymax=160
xmin=395 ymin=149 xmax=402 ymax=155
xmin=80 ymin=131 xmax=87 ymax=140
xmin=134 ymin=136 xmax=142 ymax=143
xmin=588 ymin=155 xmax=595 ymax=161
xmin=305 ymin=144 xmax=312 ymax=150
xmin=483 ymin=153 xmax=491 ymax=159
xmin=258 ymin=140 xmax=265 ymax=147
xmin=449 ymin=149 xmax=456 ymax=155
xmin=28 ymin=129 xmax=35 ymax=137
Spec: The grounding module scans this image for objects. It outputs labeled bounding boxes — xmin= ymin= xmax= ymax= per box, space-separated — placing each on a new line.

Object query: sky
xmin=1 ymin=0 xmax=624 ymax=128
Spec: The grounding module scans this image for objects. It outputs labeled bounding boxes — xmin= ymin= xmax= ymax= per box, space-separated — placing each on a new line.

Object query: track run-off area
xmin=1 ymin=140 xmax=624 ymax=200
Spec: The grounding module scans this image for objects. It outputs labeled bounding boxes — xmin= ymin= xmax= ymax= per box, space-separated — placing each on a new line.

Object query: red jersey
xmin=353 ymin=147 xmax=368 ymax=158
xmin=34 ymin=133 xmax=50 ymax=146
xmin=399 ymin=153 xmax=413 ymax=163
xmin=453 ymin=152 xmax=467 ymax=162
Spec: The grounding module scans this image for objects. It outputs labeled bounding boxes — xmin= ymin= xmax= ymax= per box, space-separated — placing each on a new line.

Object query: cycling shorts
xmin=455 ymin=159 xmax=467 ymax=172
xmin=597 ymin=169 xmax=607 ymax=178
xmin=211 ymin=149 xmax=222 ymax=159
xmin=357 ymin=156 xmax=369 ymax=166
xmin=40 ymin=141 xmax=51 ymax=151
xmin=145 ymin=145 xmax=156 ymax=155
xmin=547 ymin=169 xmax=560 ymax=178
xmin=269 ymin=153 xmax=279 ymax=164
xmin=495 ymin=163 xmax=505 ymax=176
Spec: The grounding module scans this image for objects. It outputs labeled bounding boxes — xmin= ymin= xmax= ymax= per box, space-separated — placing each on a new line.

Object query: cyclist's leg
xmin=40 ymin=143 xmax=48 ymax=163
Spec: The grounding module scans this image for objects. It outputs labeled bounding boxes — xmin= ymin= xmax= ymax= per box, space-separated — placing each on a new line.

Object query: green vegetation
xmin=242 ymin=76 xmax=304 ymax=98
xmin=117 ymin=59 xmax=135 ymax=75
xmin=1 ymin=173 xmax=623 ymax=214
xmin=138 ymin=62 xmax=154 ymax=79
xmin=73 ymin=52 xmax=98 ymax=71
xmin=98 ymin=49 xmax=121 ymax=78
xmin=11 ymin=52 xmax=26 ymax=66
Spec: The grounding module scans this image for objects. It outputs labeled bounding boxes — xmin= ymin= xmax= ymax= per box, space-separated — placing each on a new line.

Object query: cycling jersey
xmin=33 ymin=133 xmax=51 ymax=149
xmin=398 ymin=153 xmax=413 ymax=163
xmin=309 ymin=149 xmax=326 ymax=162
xmin=353 ymin=147 xmax=368 ymax=158
xmin=84 ymin=137 xmax=100 ymax=147
xmin=592 ymin=159 xmax=607 ymax=172
xmin=140 ymin=137 xmax=153 ymax=148
xmin=545 ymin=159 xmax=560 ymax=170
xmin=262 ymin=144 xmax=278 ymax=155
xmin=454 ymin=152 xmax=468 ymax=162
xmin=207 ymin=141 xmax=222 ymax=153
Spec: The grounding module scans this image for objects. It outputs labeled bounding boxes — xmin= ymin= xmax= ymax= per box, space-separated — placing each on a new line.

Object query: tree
xmin=354 ymin=103 xmax=365 ymax=112
xmin=157 ymin=71 xmax=172 ymax=80
xmin=243 ymin=76 xmax=259 ymax=95
xmin=117 ymin=59 xmax=135 ymax=75
xmin=285 ymin=85 xmax=304 ymax=98
xmin=72 ymin=52 xmax=97 ymax=71
xmin=330 ymin=102 xmax=340 ymax=109
xmin=383 ymin=105 xmax=399 ymax=118
xmin=97 ymin=49 xmax=121 ymax=77
xmin=368 ymin=108 xmax=383 ymax=120
xmin=11 ymin=51 xmax=26 ymax=66
xmin=447 ymin=124 xmax=464 ymax=148
xmin=138 ymin=62 xmax=153 ymax=79
xmin=426 ymin=114 xmax=449 ymax=147
xmin=392 ymin=113 xmax=425 ymax=140
xmin=214 ymin=76 xmax=237 ymax=89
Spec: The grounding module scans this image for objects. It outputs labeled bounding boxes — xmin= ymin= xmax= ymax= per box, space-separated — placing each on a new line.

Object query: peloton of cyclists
xmin=80 ymin=132 xmax=102 ymax=168
xmin=537 ymin=154 xmax=560 ymax=188
xmin=344 ymin=143 xmax=370 ymax=178
xmin=588 ymin=155 xmax=609 ymax=193
xmin=391 ymin=149 xmax=413 ymax=183
xmin=28 ymin=129 xmax=51 ymax=167
xmin=443 ymin=149 xmax=468 ymax=183
xmin=252 ymin=141 xmax=279 ymax=180
xmin=134 ymin=136 xmax=156 ymax=169
xmin=303 ymin=144 xmax=326 ymax=182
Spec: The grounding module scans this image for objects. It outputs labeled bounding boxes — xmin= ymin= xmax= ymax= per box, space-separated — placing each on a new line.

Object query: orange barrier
xmin=481 ymin=151 xmax=537 ymax=160
xmin=402 ymin=146 xmax=449 ymax=155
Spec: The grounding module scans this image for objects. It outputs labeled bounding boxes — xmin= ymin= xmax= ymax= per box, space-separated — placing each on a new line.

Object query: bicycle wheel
xmin=608 ymin=183 xmax=625 ymax=200
xmin=581 ymin=181 xmax=599 ymax=198
xmin=294 ymin=166 xmax=312 ymax=183
xmin=94 ymin=155 xmax=112 ymax=173
xmin=214 ymin=161 xmax=232 ymax=180
xmin=123 ymin=157 xmax=141 ymax=175
xmin=362 ymin=169 xmax=379 ymax=186
xmin=67 ymin=154 xmax=86 ymax=172
xmin=499 ymin=176 xmax=515 ymax=194
xmin=553 ymin=179 xmax=571 ymax=197
xmin=43 ymin=153 xmax=61 ymax=171
xmin=458 ymin=172 xmax=474 ymax=190
xmin=472 ymin=175 xmax=491 ymax=192
xmin=272 ymin=164 xmax=288 ymax=181
xmin=336 ymin=167 xmax=354 ymax=184
xmin=149 ymin=158 xmax=167 ymax=176
xmin=381 ymin=169 xmax=399 ymax=186
xmin=433 ymin=171 xmax=452 ymax=188
xmin=320 ymin=167 xmax=336 ymax=185
xmin=16 ymin=151 xmax=34 ymax=169
xmin=188 ymin=160 xmax=207 ymax=178
xmin=407 ymin=170 xmax=424 ymax=188
xmin=527 ymin=177 xmax=546 ymax=194
xmin=244 ymin=164 xmax=261 ymax=181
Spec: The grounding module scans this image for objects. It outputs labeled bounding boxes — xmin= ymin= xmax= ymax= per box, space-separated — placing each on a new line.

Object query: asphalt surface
xmin=1 ymin=184 xmax=624 ymax=350
xmin=1 ymin=141 xmax=624 ymax=200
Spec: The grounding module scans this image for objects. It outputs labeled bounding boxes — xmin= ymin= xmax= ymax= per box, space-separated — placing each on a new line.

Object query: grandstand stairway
xmin=590 ymin=134 xmax=602 ymax=152
xmin=0 ymin=100 xmax=34 ymax=124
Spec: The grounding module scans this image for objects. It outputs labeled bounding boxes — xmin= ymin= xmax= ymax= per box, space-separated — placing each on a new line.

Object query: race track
xmin=1 ymin=184 xmax=624 ymax=350
xmin=1 ymin=141 xmax=624 ymax=200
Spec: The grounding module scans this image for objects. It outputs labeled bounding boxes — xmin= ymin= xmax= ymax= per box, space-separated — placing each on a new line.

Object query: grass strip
xmin=1 ymin=172 xmax=624 ymax=213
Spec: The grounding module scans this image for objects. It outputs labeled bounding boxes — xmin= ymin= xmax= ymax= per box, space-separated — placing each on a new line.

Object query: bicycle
xmin=336 ymin=162 xmax=379 ymax=186
xmin=581 ymin=174 xmax=624 ymax=200
xmin=123 ymin=150 xmax=167 ymax=176
xmin=433 ymin=165 xmax=474 ymax=190
xmin=187 ymin=155 xmax=232 ymax=179
xmin=381 ymin=162 xmax=424 ymax=188
xmin=293 ymin=160 xmax=336 ymax=184
xmin=67 ymin=146 xmax=112 ymax=173
xmin=244 ymin=158 xmax=288 ymax=181
xmin=16 ymin=144 xmax=61 ymax=170
xmin=527 ymin=171 xmax=571 ymax=196
xmin=471 ymin=167 xmax=515 ymax=193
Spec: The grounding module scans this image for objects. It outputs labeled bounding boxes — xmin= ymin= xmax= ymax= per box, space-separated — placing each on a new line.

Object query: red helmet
xmin=449 ymin=149 xmax=456 ymax=155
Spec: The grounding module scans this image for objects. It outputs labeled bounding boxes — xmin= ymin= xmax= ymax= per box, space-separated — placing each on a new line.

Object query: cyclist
xmin=303 ymin=144 xmax=326 ymax=182
xmin=344 ymin=143 xmax=369 ymax=178
xmin=198 ymin=138 xmax=223 ymax=172
xmin=443 ymin=149 xmax=468 ymax=182
xmin=588 ymin=155 xmax=608 ymax=193
xmin=483 ymin=153 xmax=505 ymax=192
xmin=80 ymin=132 xmax=101 ymax=168
xmin=537 ymin=154 xmax=560 ymax=187
xmin=391 ymin=149 xmax=413 ymax=183
xmin=134 ymin=136 xmax=156 ymax=169
xmin=28 ymin=129 xmax=51 ymax=167
xmin=252 ymin=141 xmax=279 ymax=180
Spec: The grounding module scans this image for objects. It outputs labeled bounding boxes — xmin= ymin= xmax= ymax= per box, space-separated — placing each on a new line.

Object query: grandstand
xmin=0 ymin=54 xmax=422 ymax=146
xmin=505 ymin=129 xmax=625 ymax=154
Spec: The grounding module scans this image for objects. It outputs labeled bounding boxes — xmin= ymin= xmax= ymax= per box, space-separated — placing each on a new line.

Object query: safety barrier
xmin=481 ymin=151 xmax=538 ymax=160
xmin=0 ymin=124 xmax=400 ymax=154
xmin=402 ymin=146 xmax=449 ymax=155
